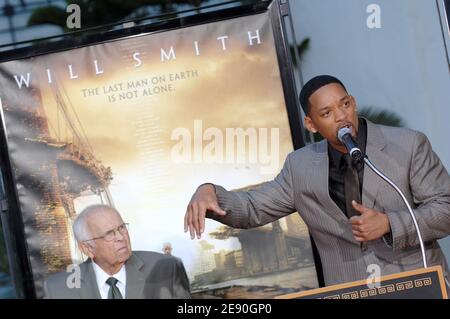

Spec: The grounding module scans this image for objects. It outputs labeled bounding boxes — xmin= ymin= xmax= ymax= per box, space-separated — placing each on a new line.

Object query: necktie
xmin=344 ymin=154 xmax=368 ymax=251
xmin=106 ymin=277 xmax=123 ymax=299
xmin=344 ymin=154 xmax=361 ymax=219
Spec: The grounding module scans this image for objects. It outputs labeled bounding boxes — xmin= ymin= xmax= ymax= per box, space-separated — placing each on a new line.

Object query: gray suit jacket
xmin=43 ymin=251 xmax=191 ymax=299
xmin=210 ymin=120 xmax=450 ymax=290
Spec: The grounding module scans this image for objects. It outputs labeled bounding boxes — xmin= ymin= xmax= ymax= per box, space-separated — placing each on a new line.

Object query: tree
xmin=27 ymin=0 xmax=210 ymax=31
xmin=312 ymin=106 xmax=405 ymax=142
xmin=358 ymin=107 xmax=404 ymax=127
xmin=290 ymin=38 xmax=310 ymax=66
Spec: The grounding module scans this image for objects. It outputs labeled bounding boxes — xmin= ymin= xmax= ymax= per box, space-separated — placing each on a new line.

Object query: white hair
xmin=73 ymin=204 xmax=121 ymax=243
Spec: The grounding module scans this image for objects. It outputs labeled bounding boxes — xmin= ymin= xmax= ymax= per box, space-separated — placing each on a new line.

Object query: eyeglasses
xmin=83 ymin=223 xmax=129 ymax=242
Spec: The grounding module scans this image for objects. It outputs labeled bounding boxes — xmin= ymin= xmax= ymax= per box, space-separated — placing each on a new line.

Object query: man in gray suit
xmin=45 ymin=204 xmax=191 ymax=299
xmin=184 ymin=75 xmax=450 ymax=292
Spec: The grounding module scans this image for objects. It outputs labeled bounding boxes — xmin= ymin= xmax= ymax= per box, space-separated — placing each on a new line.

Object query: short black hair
xmin=299 ymin=75 xmax=347 ymax=115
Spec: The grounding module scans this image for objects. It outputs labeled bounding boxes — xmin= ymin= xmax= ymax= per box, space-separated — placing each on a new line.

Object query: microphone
xmin=338 ymin=126 xmax=366 ymax=251
xmin=337 ymin=127 xmax=363 ymax=162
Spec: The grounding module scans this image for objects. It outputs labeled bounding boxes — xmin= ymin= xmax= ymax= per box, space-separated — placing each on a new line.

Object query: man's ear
xmin=304 ymin=116 xmax=318 ymax=133
xmin=79 ymin=241 xmax=95 ymax=259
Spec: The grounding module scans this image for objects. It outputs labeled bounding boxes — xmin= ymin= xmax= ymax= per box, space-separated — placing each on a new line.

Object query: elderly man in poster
xmin=44 ymin=204 xmax=191 ymax=299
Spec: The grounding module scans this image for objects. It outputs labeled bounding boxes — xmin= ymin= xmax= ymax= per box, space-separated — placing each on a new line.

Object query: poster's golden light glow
xmin=0 ymin=12 xmax=318 ymax=296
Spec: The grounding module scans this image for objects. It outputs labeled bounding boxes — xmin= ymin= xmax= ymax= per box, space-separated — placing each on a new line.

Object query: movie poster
xmin=0 ymin=11 xmax=318 ymax=298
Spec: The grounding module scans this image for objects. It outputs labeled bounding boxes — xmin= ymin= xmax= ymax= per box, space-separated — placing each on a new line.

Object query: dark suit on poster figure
xmin=44 ymin=251 xmax=190 ymax=299
xmin=184 ymin=75 xmax=450 ymax=295
xmin=44 ymin=205 xmax=191 ymax=299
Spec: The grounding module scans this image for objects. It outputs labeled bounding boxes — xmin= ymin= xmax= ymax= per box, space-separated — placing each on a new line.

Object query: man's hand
xmin=184 ymin=184 xmax=227 ymax=239
xmin=350 ymin=200 xmax=391 ymax=242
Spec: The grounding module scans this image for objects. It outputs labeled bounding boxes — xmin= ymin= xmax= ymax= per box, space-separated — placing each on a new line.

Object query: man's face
xmin=304 ymin=83 xmax=359 ymax=152
xmin=163 ymin=245 xmax=172 ymax=255
xmin=82 ymin=209 xmax=132 ymax=271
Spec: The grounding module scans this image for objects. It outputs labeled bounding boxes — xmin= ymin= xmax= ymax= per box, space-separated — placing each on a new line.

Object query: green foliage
xmin=311 ymin=107 xmax=404 ymax=142
xmin=27 ymin=6 xmax=67 ymax=28
xmin=358 ymin=106 xmax=404 ymax=128
xmin=26 ymin=0 xmax=213 ymax=31
xmin=290 ymin=38 xmax=310 ymax=67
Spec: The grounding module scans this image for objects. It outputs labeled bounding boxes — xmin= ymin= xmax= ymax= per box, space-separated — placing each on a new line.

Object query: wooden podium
xmin=276 ymin=266 xmax=448 ymax=299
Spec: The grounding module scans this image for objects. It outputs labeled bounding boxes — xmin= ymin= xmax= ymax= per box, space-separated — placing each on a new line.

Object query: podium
xmin=276 ymin=266 xmax=448 ymax=299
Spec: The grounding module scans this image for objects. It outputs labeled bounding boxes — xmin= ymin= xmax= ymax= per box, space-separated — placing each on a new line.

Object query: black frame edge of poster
xmin=0 ymin=108 xmax=35 ymax=298
xmin=436 ymin=0 xmax=450 ymax=70
xmin=267 ymin=1 xmax=304 ymax=150
xmin=0 ymin=0 xmax=323 ymax=298
xmin=267 ymin=0 xmax=324 ymax=288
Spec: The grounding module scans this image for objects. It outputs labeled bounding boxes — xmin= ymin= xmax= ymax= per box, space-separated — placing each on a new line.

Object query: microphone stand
xmin=362 ymin=155 xmax=428 ymax=268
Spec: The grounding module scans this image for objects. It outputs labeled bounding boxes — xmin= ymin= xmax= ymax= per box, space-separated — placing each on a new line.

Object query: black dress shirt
xmin=328 ymin=118 xmax=367 ymax=218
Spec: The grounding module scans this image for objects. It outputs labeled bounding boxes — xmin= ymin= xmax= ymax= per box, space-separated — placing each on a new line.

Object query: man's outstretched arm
xmin=184 ymin=153 xmax=297 ymax=239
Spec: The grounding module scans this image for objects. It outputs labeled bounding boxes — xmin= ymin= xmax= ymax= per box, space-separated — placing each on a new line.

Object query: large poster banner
xmin=0 ymin=11 xmax=318 ymax=298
